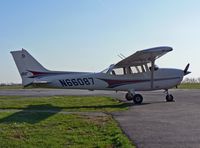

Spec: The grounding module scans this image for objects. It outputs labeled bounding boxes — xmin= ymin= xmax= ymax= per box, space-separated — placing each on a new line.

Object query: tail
xmin=11 ymin=49 xmax=49 ymax=87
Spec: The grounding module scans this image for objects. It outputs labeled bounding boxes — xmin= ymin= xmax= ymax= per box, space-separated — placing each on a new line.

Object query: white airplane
xmin=11 ymin=46 xmax=190 ymax=104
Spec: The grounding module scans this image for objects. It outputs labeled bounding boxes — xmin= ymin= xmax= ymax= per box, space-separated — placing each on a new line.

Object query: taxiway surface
xmin=0 ymin=89 xmax=200 ymax=148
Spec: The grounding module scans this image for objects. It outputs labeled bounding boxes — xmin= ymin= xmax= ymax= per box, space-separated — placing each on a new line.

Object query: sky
xmin=0 ymin=0 xmax=200 ymax=83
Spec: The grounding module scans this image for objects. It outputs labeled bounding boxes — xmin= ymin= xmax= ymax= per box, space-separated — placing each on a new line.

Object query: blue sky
xmin=0 ymin=0 xmax=199 ymax=83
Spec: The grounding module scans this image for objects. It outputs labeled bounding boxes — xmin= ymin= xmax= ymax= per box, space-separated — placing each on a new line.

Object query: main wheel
xmin=166 ymin=94 xmax=174 ymax=102
xmin=125 ymin=93 xmax=134 ymax=101
xmin=133 ymin=94 xmax=143 ymax=104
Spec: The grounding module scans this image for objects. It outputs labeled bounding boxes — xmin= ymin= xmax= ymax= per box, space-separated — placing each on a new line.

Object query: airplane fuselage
xmin=34 ymin=68 xmax=184 ymax=92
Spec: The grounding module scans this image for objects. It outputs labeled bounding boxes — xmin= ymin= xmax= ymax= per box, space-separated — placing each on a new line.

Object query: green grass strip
xmin=0 ymin=112 xmax=134 ymax=147
xmin=178 ymin=83 xmax=200 ymax=89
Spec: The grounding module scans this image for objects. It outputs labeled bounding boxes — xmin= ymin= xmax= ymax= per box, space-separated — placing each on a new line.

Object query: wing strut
xmin=151 ymin=60 xmax=155 ymax=89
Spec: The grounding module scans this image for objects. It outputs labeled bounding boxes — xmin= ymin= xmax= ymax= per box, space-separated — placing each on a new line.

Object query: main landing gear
xmin=125 ymin=92 xmax=143 ymax=104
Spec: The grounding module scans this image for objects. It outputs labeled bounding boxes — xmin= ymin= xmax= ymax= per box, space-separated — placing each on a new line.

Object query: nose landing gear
xmin=165 ymin=89 xmax=174 ymax=102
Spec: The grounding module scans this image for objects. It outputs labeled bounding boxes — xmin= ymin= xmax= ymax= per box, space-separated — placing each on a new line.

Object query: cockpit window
xmin=101 ymin=68 xmax=109 ymax=73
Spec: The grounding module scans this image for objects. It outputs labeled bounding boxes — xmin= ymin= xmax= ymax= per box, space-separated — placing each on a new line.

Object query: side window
xmin=113 ymin=68 xmax=124 ymax=75
xmin=136 ymin=66 xmax=142 ymax=73
xmin=131 ymin=66 xmax=138 ymax=74
xmin=131 ymin=65 xmax=147 ymax=73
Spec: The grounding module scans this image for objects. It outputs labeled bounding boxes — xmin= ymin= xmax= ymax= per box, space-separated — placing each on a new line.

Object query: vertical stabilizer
xmin=11 ymin=49 xmax=49 ymax=86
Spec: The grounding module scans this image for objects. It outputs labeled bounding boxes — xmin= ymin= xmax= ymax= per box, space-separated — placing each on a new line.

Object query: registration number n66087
xmin=59 ymin=78 xmax=94 ymax=87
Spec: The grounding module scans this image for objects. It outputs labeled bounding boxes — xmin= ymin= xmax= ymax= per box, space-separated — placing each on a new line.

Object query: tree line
xmin=183 ymin=78 xmax=200 ymax=83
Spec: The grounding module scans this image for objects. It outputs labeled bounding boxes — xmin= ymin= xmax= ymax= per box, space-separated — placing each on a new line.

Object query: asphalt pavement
xmin=113 ymin=89 xmax=200 ymax=148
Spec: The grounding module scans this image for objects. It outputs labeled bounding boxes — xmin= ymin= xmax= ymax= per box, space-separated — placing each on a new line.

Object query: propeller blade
xmin=184 ymin=63 xmax=190 ymax=75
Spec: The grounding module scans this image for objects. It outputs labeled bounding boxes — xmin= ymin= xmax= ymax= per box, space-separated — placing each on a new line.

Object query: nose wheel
xmin=166 ymin=94 xmax=174 ymax=102
xmin=165 ymin=90 xmax=174 ymax=102
xmin=125 ymin=92 xmax=143 ymax=104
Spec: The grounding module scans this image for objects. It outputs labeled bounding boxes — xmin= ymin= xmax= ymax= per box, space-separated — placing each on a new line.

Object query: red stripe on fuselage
xmin=98 ymin=77 xmax=180 ymax=88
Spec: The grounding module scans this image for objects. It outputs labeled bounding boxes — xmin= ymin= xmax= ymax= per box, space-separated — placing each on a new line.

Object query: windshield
xmin=101 ymin=64 xmax=115 ymax=73
xmin=101 ymin=67 xmax=109 ymax=73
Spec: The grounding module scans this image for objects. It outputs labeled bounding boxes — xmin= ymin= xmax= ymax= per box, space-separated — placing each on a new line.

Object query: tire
xmin=166 ymin=94 xmax=174 ymax=102
xmin=125 ymin=93 xmax=134 ymax=101
xmin=133 ymin=94 xmax=143 ymax=104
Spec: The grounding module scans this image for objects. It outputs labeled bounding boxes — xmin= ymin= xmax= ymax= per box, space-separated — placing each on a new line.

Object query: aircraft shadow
xmin=0 ymin=104 xmax=61 ymax=124
xmin=0 ymin=102 xmax=133 ymax=124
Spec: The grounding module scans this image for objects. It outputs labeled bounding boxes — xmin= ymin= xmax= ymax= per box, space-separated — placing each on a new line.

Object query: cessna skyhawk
xmin=11 ymin=46 xmax=190 ymax=104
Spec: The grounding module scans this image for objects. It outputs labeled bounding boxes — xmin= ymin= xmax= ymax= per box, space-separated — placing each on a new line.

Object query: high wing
xmin=114 ymin=46 xmax=173 ymax=68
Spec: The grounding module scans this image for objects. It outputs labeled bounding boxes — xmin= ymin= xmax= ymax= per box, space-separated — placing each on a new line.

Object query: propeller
xmin=183 ymin=63 xmax=191 ymax=75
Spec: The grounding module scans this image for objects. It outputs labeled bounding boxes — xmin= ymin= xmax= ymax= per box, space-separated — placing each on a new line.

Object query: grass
xmin=0 ymin=112 xmax=133 ymax=147
xmin=0 ymin=96 xmax=134 ymax=147
xmin=178 ymin=83 xmax=200 ymax=89
xmin=0 ymin=96 xmax=132 ymax=112
xmin=0 ymin=84 xmax=22 ymax=89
